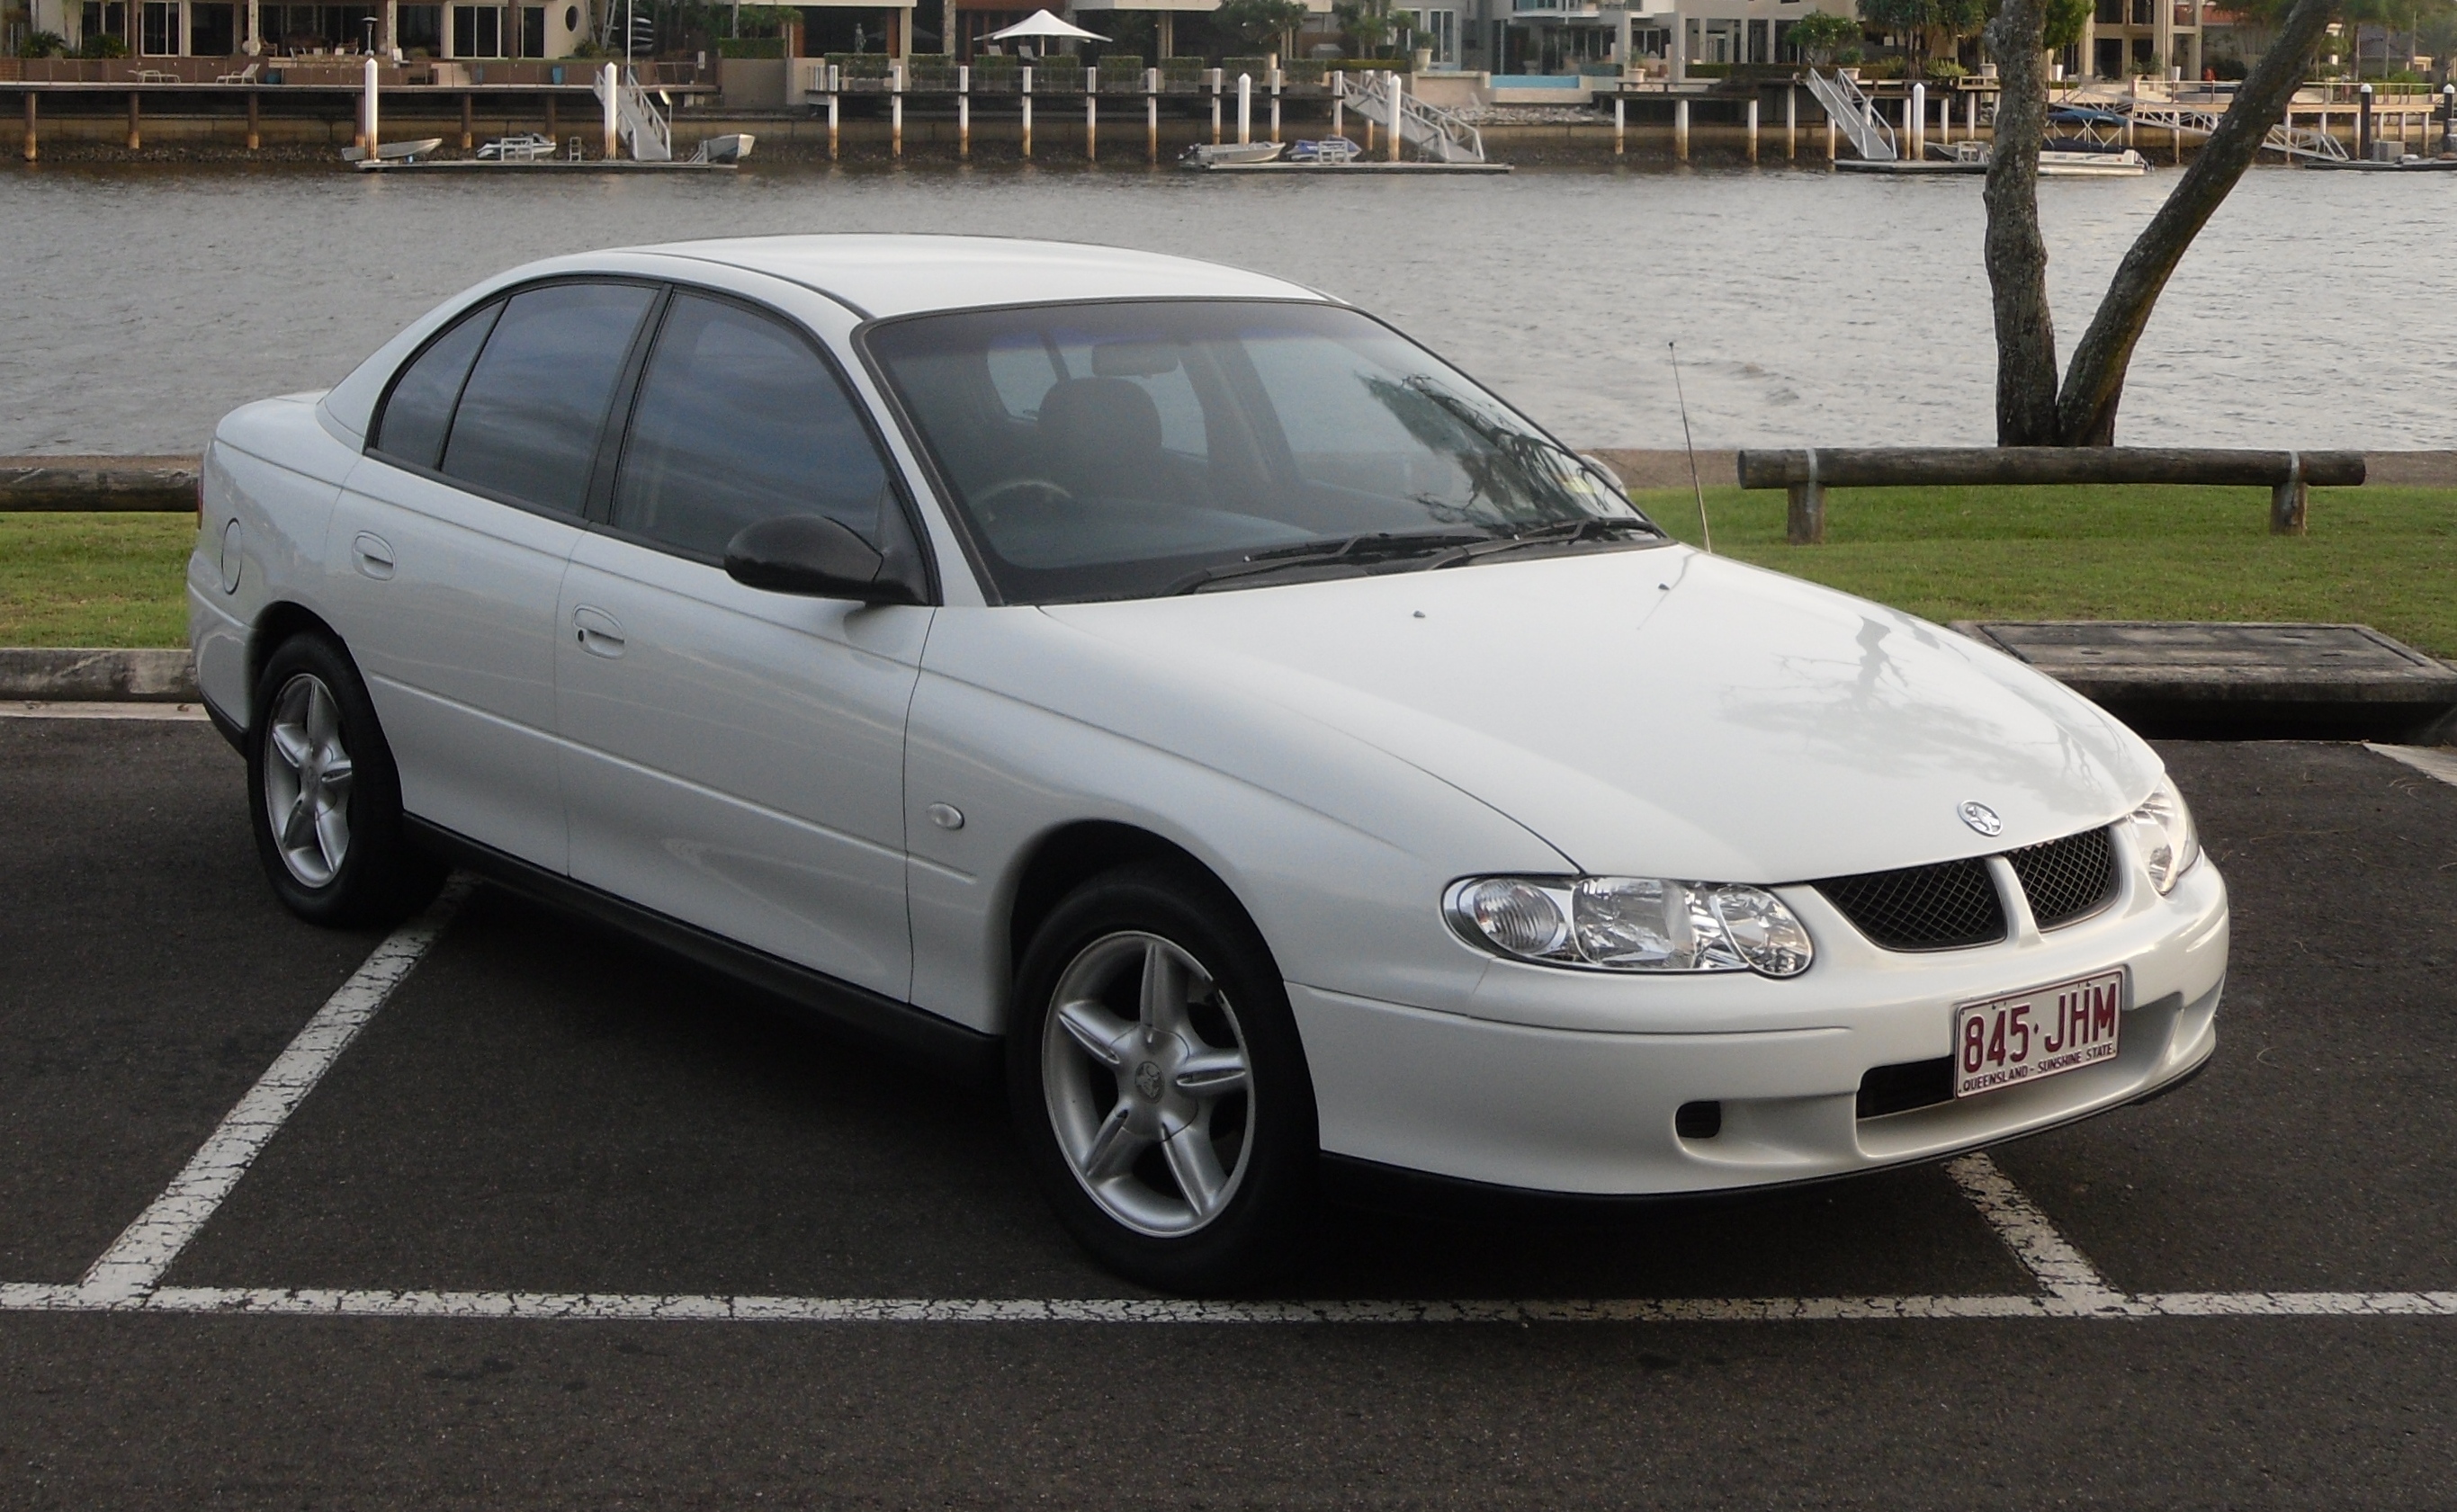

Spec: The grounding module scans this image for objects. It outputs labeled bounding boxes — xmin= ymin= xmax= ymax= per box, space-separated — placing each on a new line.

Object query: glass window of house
xmin=440 ymin=282 xmax=656 ymax=516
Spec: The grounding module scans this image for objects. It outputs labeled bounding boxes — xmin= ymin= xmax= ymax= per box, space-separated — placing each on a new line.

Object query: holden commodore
xmin=188 ymin=235 xmax=2227 ymax=1289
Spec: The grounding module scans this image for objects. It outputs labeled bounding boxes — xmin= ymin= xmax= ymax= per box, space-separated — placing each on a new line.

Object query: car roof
xmin=628 ymin=234 xmax=1332 ymax=319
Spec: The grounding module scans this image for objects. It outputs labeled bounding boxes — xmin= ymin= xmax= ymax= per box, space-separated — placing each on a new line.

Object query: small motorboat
xmin=694 ymin=132 xmax=756 ymax=164
xmin=1179 ymin=141 xmax=1283 ymax=168
xmin=1287 ymin=137 xmax=1361 ymax=165
xmin=340 ymin=137 xmax=445 ymax=164
xmin=2039 ymin=147 xmax=2150 ymax=176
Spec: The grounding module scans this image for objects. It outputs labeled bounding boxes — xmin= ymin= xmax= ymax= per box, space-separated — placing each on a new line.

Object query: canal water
xmin=2 ymin=161 xmax=2450 ymax=455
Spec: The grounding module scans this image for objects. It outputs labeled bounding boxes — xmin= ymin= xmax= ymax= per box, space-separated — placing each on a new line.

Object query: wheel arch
xmin=247 ymin=600 xmax=347 ymax=709
xmin=1003 ymin=819 xmax=1275 ymax=986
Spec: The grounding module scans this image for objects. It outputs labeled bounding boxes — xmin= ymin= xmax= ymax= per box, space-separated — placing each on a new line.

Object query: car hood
xmin=1038 ymin=546 xmax=2159 ymax=882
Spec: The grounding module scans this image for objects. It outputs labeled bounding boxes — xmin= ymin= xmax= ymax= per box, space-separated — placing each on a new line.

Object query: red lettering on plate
xmin=1986 ymin=1014 xmax=2007 ymax=1067
xmin=2092 ymin=985 xmax=2119 ymax=1039
xmin=1963 ymin=1015 xmax=1986 ymax=1074
xmin=2009 ymin=1004 xmax=2031 ymax=1063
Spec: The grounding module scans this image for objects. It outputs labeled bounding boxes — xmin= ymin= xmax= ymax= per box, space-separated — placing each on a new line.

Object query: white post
xmin=601 ymin=61 xmax=618 ymax=158
xmin=1745 ymin=94 xmax=1757 ymax=159
xmin=362 ymin=54 xmax=379 ymax=153
xmin=1785 ymin=84 xmax=1796 ymax=157
xmin=1674 ymin=95 xmax=1689 ymax=157
xmin=1237 ymin=71 xmax=1250 ymax=144
xmin=891 ymin=63 xmax=903 ymax=156
xmin=828 ymin=66 xmax=840 ymax=159
xmin=1386 ymin=68 xmax=1401 ymax=160
xmin=1021 ymin=65 xmax=1033 ymax=157
xmin=1269 ymin=66 xmax=1279 ymax=142
xmin=1332 ymin=70 xmax=1344 ymax=135
xmin=1208 ymin=67 xmax=1221 ymax=143
xmin=1909 ymin=80 xmax=1923 ymax=157
xmin=245 ymin=0 xmax=260 ymax=53
xmin=1938 ymin=87 xmax=1950 ymax=143
xmin=1145 ymin=67 xmax=1157 ymax=161
xmin=1086 ymin=67 xmax=1096 ymax=160
xmin=1965 ymin=87 xmax=1976 ymax=139
xmin=1613 ymin=91 xmax=1624 ymax=154
xmin=957 ymin=64 xmax=969 ymax=157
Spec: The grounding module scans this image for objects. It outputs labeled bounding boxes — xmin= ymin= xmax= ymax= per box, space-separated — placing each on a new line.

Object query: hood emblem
xmin=1959 ymin=801 xmax=2004 ymax=837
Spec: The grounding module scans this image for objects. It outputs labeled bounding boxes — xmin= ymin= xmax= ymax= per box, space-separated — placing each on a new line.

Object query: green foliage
xmin=16 ymin=28 xmax=68 ymax=56
xmin=730 ymin=4 xmax=796 ymax=37
xmin=1923 ymin=56 xmax=1968 ymax=77
xmin=1214 ymin=0 xmax=1307 ymax=48
xmin=1158 ymin=54 xmax=1206 ymax=80
xmin=1332 ymin=0 xmax=1413 ymax=54
xmin=824 ymin=50 xmax=892 ymax=76
xmin=713 ymin=34 xmax=778 ymax=56
xmin=973 ymin=50 xmax=1020 ymax=75
xmin=1283 ymin=57 xmax=1328 ymax=85
xmin=2043 ymin=0 xmax=2093 ymax=50
xmin=1222 ymin=53 xmax=1269 ymax=78
xmin=1856 ymin=53 xmax=1906 ymax=76
xmin=76 ymin=31 xmax=129 ymax=57
xmin=1097 ymin=53 xmax=1148 ymax=85
xmin=1788 ymin=10 xmax=1861 ymax=63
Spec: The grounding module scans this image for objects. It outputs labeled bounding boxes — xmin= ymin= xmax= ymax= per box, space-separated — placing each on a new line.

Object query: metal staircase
xmin=1341 ymin=70 xmax=1486 ymax=163
xmin=2063 ymin=85 xmax=2349 ymax=162
xmin=594 ymin=67 xmax=673 ymax=161
xmin=1806 ymin=69 xmax=1897 ymax=161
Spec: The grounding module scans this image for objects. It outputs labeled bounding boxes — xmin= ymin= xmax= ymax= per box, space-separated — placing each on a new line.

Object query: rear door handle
xmin=351 ymin=532 xmax=396 ymax=580
xmin=572 ymin=604 xmax=625 ymax=658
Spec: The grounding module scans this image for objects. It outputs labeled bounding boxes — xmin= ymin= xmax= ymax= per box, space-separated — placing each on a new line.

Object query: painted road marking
xmin=2367 ymin=742 xmax=2457 ymax=789
xmin=1945 ymin=1152 xmax=2129 ymax=1313
xmin=73 ymin=879 xmax=468 ymax=1305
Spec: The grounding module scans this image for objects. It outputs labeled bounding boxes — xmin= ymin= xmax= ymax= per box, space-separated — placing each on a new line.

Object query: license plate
xmin=1952 ymin=968 xmax=2125 ymax=1099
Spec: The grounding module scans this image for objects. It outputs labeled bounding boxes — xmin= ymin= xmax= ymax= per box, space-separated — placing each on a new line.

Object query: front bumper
xmin=1289 ymin=848 xmax=2228 ymax=1196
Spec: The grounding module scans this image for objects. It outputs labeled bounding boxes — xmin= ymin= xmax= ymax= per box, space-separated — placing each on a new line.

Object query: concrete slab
xmin=0 ymin=649 xmax=200 ymax=703
xmin=1961 ymin=621 xmax=2457 ymax=741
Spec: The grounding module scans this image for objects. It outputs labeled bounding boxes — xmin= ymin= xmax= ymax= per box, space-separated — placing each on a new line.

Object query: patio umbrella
xmin=985 ymin=8 xmax=1111 ymax=42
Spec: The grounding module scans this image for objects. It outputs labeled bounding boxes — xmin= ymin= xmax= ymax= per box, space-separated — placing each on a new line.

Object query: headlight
xmin=2128 ymin=774 xmax=2201 ymax=895
xmin=1445 ymin=875 xmax=1813 ymax=978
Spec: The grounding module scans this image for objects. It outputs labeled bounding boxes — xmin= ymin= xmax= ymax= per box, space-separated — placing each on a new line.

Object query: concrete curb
xmin=0 ymin=649 xmax=201 ymax=702
xmin=0 ymin=456 xmax=199 ymax=513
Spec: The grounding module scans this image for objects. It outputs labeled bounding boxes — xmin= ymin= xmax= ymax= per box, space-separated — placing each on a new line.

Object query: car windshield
xmin=865 ymin=300 xmax=1661 ymax=603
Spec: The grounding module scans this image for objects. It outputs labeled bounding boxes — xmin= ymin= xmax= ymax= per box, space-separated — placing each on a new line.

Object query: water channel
xmin=2 ymin=161 xmax=2450 ymax=456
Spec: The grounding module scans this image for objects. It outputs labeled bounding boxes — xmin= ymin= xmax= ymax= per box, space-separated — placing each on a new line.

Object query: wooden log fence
xmin=1736 ymin=447 xmax=2368 ymax=544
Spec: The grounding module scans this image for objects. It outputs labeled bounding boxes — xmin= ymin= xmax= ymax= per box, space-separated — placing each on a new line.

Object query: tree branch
xmin=2053 ymin=0 xmax=2343 ymax=443
xmin=1981 ymin=0 xmax=2062 ymax=444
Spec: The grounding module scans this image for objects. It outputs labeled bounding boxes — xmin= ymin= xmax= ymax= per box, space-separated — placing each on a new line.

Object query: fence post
xmin=2270 ymin=451 xmax=2307 ymax=535
xmin=1787 ymin=449 xmax=1825 ymax=545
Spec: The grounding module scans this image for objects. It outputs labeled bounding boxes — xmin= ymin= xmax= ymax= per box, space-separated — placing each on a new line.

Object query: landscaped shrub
xmin=1097 ymin=53 xmax=1147 ymax=88
xmin=714 ymin=35 xmax=781 ymax=57
xmin=1856 ymin=54 xmax=1906 ymax=78
xmin=16 ymin=30 xmax=69 ymax=57
xmin=1923 ymin=58 xmax=1967 ymax=80
xmin=76 ymin=31 xmax=129 ymax=57
xmin=824 ymin=51 xmax=892 ymax=78
xmin=1222 ymin=53 xmax=1269 ymax=80
xmin=1158 ymin=55 xmax=1207 ymax=83
xmin=1282 ymin=57 xmax=1326 ymax=85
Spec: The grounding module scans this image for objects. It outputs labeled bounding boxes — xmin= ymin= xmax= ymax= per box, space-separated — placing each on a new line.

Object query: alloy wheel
xmin=1041 ymin=930 xmax=1256 ymax=1238
xmin=261 ymin=671 xmax=354 ymax=889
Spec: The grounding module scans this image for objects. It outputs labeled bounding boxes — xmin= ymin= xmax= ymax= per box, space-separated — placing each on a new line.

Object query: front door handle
xmin=351 ymin=532 xmax=396 ymax=580
xmin=571 ymin=604 xmax=625 ymax=658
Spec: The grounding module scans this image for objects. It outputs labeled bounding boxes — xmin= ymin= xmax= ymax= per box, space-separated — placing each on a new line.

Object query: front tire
xmin=246 ymin=632 xmax=443 ymax=927
xmin=1009 ymin=863 xmax=1318 ymax=1292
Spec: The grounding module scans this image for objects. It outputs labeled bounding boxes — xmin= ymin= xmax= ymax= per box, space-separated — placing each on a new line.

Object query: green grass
xmin=2 ymin=485 xmax=2453 ymax=656
xmin=0 ymin=513 xmax=197 ymax=648
xmin=1633 ymin=484 xmax=2457 ymax=658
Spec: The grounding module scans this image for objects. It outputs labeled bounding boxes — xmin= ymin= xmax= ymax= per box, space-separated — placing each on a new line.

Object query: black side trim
xmin=403 ymin=816 xmax=1001 ymax=1087
xmin=202 ymin=692 xmax=247 ymax=755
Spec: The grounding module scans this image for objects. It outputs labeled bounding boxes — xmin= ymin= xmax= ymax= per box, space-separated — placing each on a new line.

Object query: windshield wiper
xmin=1164 ymin=530 xmax=1497 ymax=595
xmin=1422 ymin=514 xmax=1666 ymax=568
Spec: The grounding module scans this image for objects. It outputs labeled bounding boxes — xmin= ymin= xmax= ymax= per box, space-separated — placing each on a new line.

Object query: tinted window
xmin=610 ymin=293 xmax=896 ymax=559
xmin=372 ymin=301 xmax=499 ymax=470
xmin=441 ymin=282 xmax=658 ymax=516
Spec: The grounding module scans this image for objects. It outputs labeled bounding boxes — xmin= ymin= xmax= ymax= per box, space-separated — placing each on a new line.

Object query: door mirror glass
xmin=724 ymin=514 xmax=922 ymax=604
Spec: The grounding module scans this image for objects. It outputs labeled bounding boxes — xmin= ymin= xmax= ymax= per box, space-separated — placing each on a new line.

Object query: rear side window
xmin=610 ymin=293 xmax=896 ymax=559
xmin=371 ymin=302 xmax=500 ymax=470
xmin=440 ymin=282 xmax=659 ymax=516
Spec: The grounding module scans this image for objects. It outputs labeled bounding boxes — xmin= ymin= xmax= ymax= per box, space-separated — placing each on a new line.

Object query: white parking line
xmin=1944 ymin=1152 xmax=2129 ymax=1313
xmin=2367 ymin=743 xmax=2457 ymax=789
xmin=74 ymin=879 xmax=469 ymax=1306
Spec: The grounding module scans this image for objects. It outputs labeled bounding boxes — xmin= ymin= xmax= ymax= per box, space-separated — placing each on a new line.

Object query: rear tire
xmin=1009 ymin=862 xmax=1318 ymax=1293
xmin=246 ymin=632 xmax=444 ymax=927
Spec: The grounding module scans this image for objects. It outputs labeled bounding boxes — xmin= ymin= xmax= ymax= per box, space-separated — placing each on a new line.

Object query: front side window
xmin=866 ymin=300 xmax=1654 ymax=603
xmin=610 ymin=292 xmax=898 ymax=559
xmin=440 ymin=282 xmax=657 ymax=517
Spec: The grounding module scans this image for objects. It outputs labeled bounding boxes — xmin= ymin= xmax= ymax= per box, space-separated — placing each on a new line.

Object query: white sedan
xmin=188 ymin=236 xmax=2227 ymax=1289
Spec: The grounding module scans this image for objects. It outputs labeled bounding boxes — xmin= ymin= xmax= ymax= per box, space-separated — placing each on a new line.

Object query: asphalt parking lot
xmin=2 ymin=715 xmax=2453 ymax=1508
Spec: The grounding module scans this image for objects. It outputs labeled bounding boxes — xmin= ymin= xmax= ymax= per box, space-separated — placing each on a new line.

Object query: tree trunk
xmin=1981 ymin=0 xmax=2061 ymax=443
xmin=2053 ymin=0 xmax=2343 ymax=443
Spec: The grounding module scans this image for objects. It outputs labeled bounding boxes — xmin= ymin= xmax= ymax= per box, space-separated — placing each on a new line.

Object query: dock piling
xmin=1785 ymin=85 xmax=1795 ymax=157
xmin=1907 ymin=82 xmax=1923 ymax=159
xmin=459 ymin=92 xmax=472 ymax=151
xmin=892 ymin=67 xmax=904 ymax=158
xmin=244 ymin=87 xmax=258 ymax=151
xmin=127 ymin=91 xmax=141 ymax=152
xmin=1209 ymin=68 xmax=1221 ymax=145
xmin=544 ymin=92 xmax=557 ymax=143
xmin=21 ymin=91 xmax=34 ymax=163
xmin=959 ymin=66 xmax=970 ymax=158
xmin=1387 ymin=69 xmax=1401 ymax=160
xmin=1745 ymin=95 xmax=1758 ymax=161
xmin=1269 ymin=67 xmax=1280 ymax=143
xmin=1825 ymin=112 xmax=1835 ymax=162
xmin=600 ymin=62 xmax=617 ymax=159
xmin=1673 ymin=97 xmax=1688 ymax=159
xmin=1145 ymin=69 xmax=1157 ymax=163
xmin=1022 ymin=67 xmax=1033 ymax=158
xmin=1237 ymin=72 xmax=1251 ymax=146
xmin=827 ymin=70 xmax=840 ymax=160
xmin=1085 ymin=68 xmax=1096 ymax=161
xmin=1613 ymin=93 xmax=1624 ymax=155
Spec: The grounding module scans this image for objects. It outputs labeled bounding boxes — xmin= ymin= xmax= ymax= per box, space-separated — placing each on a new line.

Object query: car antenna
xmin=1668 ymin=341 xmax=1713 ymax=554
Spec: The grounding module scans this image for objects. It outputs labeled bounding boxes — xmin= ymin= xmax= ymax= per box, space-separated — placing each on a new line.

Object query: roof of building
xmin=632 ymin=234 xmax=1330 ymax=318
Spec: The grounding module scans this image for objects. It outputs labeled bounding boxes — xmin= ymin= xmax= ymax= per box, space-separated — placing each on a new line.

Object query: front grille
xmin=2007 ymin=825 xmax=2119 ymax=930
xmin=1815 ymin=857 xmax=2006 ymax=951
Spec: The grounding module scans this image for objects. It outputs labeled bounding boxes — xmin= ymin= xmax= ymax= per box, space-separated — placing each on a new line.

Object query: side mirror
xmin=723 ymin=514 xmax=925 ymax=605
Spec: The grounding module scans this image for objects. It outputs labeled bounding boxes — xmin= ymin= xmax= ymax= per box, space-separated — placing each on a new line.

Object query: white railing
xmin=593 ymin=66 xmax=672 ymax=160
xmin=1805 ymin=69 xmax=1896 ymax=160
xmin=1341 ymin=70 xmax=1486 ymax=162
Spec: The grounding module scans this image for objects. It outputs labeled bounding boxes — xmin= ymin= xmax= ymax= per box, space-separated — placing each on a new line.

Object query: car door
xmin=329 ymin=279 xmax=659 ymax=872
xmin=553 ymin=289 xmax=933 ymax=1000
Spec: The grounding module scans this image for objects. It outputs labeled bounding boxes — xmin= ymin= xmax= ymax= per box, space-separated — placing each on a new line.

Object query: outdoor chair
xmin=216 ymin=61 xmax=259 ymax=84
